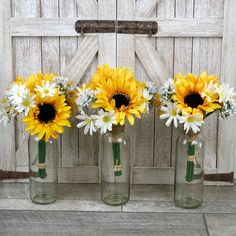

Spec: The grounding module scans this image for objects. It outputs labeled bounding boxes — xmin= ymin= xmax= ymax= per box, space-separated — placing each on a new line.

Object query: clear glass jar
xmin=101 ymin=125 xmax=130 ymax=206
xmin=29 ymin=136 xmax=58 ymax=204
xmin=174 ymin=130 xmax=205 ymax=209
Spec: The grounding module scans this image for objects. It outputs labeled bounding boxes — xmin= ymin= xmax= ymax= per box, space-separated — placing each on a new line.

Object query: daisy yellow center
xmin=22 ymin=99 xmax=30 ymax=107
xmin=170 ymin=109 xmax=177 ymax=117
xmin=205 ymin=90 xmax=211 ymax=97
xmin=111 ymin=93 xmax=130 ymax=109
xmin=44 ymin=88 xmax=50 ymax=94
xmin=187 ymin=117 xmax=194 ymax=123
xmin=37 ymin=103 xmax=56 ymax=123
xmin=184 ymin=93 xmax=204 ymax=108
xmin=86 ymin=117 xmax=93 ymax=125
xmin=103 ymin=115 xmax=110 ymax=123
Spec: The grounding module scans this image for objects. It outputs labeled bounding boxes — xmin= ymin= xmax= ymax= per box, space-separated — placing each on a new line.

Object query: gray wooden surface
xmin=0 ymin=183 xmax=236 ymax=235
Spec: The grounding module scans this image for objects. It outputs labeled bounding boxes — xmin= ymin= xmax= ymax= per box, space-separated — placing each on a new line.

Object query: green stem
xmin=185 ymin=142 xmax=195 ymax=182
xmin=38 ymin=139 xmax=47 ymax=179
xmin=112 ymin=142 xmax=122 ymax=176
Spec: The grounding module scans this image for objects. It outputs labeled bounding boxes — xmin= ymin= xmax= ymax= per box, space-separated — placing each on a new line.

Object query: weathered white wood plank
xmin=77 ymin=0 xmax=99 ymax=167
xmin=98 ymin=0 xmax=116 ymax=66
xmin=62 ymin=36 xmax=98 ymax=85
xmin=135 ymin=37 xmax=169 ymax=84
xmin=154 ymin=0 xmax=174 ymax=168
xmin=192 ymin=0 xmax=224 ymax=174
xmin=58 ymin=166 xmax=99 ymax=183
xmin=218 ymin=0 xmax=236 ymax=177
xmin=172 ymin=1 xmax=194 ymax=167
xmin=12 ymin=0 xmax=41 ymax=174
xmin=135 ymin=0 xmax=159 ymax=17
xmin=0 ymin=0 xmax=15 ymax=171
xmin=205 ymin=213 xmax=236 ymax=235
xmin=10 ymin=18 xmax=224 ymax=37
xmin=75 ymin=0 xmax=97 ymax=19
xmin=60 ymin=0 xmax=79 ymax=168
xmin=41 ymin=0 xmax=60 ymax=73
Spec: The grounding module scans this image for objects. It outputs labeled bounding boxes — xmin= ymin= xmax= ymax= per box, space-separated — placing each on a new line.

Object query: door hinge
xmin=194 ymin=172 xmax=234 ymax=183
xmin=75 ymin=20 xmax=158 ymax=36
xmin=0 ymin=170 xmax=29 ymax=180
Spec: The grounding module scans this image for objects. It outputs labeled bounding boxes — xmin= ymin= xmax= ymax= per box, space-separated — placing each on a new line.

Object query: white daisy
xmin=76 ymin=112 xmax=97 ymax=135
xmin=5 ymin=83 xmax=28 ymax=106
xmin=179 ymin=111 xmax=204 ymax=133
xmin=142 ymin=88 xmax=153 ymax=101
xmin=217 ymin=83 xmax=236 ymax=103
xmin=35 ymin=80 xmax=57 ymax=98
xmin=94 ymin=110 xmax=116 ymax=134
xmin=160 ymin=102 xmax=180 ymax=128
xmin=0 ymin=111 xmax=10 ymax=126
xmin=201 ymin=80 xmax=218 ymax=102
xmin=15 ymin=93 xmax=36 ymax=115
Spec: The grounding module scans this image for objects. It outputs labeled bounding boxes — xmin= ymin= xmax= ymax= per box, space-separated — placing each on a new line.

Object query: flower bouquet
xmin=159 ymin=72 xmax=236 ymax=182
xmin=0 ymin=73 xmax=76 ymax=178
xmin=76 ymin=64 xmax=158 ymax=176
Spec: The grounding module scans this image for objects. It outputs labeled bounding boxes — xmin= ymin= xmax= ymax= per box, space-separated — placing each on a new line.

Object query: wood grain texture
xmin=154 ymin=0 xmax=174 ymax=168
xmin=218 ymin=0 xmax=236 ymax=176
xmin=10 ymin=17 xmax=224 ymax=37
xmin=0 ymin=0 xmax=15 ymax=171
xmin=205 ymin=213 xmax=236 ymax=235
xmin=192 ymin=0 xmax=224 ymax=173
xmin=77 ymin=0 xmax=99 ymax=168
xmin=135 ymin=0 xmax=159 ymax=17
xmin=12 ymin=0 xmax=41 ymax=175
xmin=0 ymin=211 xmax=208 ymax=235
xmin=60 ymin=0 xmax=79 ymax=168
xmin=172 ymin=0 xmax=194 ymax=167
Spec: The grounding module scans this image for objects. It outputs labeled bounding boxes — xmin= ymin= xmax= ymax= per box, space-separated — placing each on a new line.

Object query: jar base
xmin=103 ymin=194 xmax=128 ymax=206
xmin=31 ymin=192 xmax=57 ymax=205
xmin=175 ymin=196 xmax=202 ymax=209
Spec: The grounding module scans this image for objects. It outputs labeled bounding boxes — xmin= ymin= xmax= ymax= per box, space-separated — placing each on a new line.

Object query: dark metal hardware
xmin=75 ymin=20 xmax=158 ymax=36
xmin=193 ymin=172 xmax=234 ymax=183
xmin=0 ymin=170 xmax=29 ymax=180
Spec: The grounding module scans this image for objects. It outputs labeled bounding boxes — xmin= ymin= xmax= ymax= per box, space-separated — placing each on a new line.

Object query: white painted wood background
xmin=0 ymin=0 xmax=236 ymax=184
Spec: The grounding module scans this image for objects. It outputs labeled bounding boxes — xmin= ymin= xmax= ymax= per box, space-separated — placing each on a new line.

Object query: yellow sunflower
xmin=89 ymin=64 xmax=146 ymax=125
xmin=22 ymin=94 xmax=71 ymax=141
xmin=24 ymin=72 xmax=55 ymax=92
xmin=173 ymin=72 xmax=221 ymax=115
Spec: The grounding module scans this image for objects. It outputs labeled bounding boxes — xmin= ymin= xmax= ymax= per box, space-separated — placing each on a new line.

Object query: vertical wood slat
xmin=60 ymin=0 xmax=79 ymax=167
xmin=154 ymin=0 xmax=175 ymax=168
xmin=218 ymin=0 xmax=236 ymax=177
xmin=12 ymin=0 xmax=41 ymax=173
xmin=132 ymin=4 xmax=156 ymax=172
xmin=117 ymin=0 xmax=137 ymax=183
xmin=77 ymin=0 xmax=99 ymax=167
xmin=0 ymin=0 xmax=15 ymax=171
xmin=172 ymin=0 xmax=194 ymax=167
xmin=192 ymin=0 xmax=224 ymax=172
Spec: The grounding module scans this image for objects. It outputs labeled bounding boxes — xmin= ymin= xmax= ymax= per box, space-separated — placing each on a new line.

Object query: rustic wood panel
xmin=77 ymin=0 xmax=99 ymax=167
xmin=218 ymin=0 xmax=236 ymax=177
xmin=0 ymin=0 xmax=15 ymax=171
xmin=135 ymin=0 xmax=159 ymax=17
xmin=60 ymin=0 xmax=79 ymax=168
xmin=12 ymin=0 xmax=41 ymax=173
xmin=10 ymin=18 xmax=223 ymax=37
xmin=154 ymin=0 xmax=174 ymax=168
xmin=172 ymin=0 xmax=194 ymax=167
xmin=192 ymin=0 xmax=224 ymax=173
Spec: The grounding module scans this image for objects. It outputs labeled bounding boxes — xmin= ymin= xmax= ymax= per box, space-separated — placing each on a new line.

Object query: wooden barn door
xmin=0 ymin=0 xmax=236 ymax=184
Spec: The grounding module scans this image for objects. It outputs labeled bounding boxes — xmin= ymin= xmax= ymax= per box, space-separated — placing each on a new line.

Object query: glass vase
xmin=174 ymin=129 xmax=205 ymax=209
xmin=101 ymin=125 xmax=130 ymax=206
xmin=29 ymin=135 xmax=58 ymax=204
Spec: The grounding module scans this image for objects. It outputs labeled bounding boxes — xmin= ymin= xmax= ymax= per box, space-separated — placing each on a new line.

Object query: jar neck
xmin=111 ymin=125 xmax=125 ymax=136
xmin=184 ymin=129 xmax=201 ymax=141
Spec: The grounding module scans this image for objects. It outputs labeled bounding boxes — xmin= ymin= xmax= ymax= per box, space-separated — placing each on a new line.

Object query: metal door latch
xmin=75 ymin=20 xmax=158 ymax=36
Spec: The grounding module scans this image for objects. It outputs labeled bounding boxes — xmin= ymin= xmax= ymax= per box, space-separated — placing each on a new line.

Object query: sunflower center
xmin=184 ymin=93 xmax=204 ymax=108
xmin=111 ymin=93 xmax=130 ymax=109
xmin=37 ymin=103 xmax=56 ymax=123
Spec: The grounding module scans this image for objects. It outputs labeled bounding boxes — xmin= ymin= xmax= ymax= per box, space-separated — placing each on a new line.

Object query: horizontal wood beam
xmin=10 ymin=17 xmax=223 ymax=37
